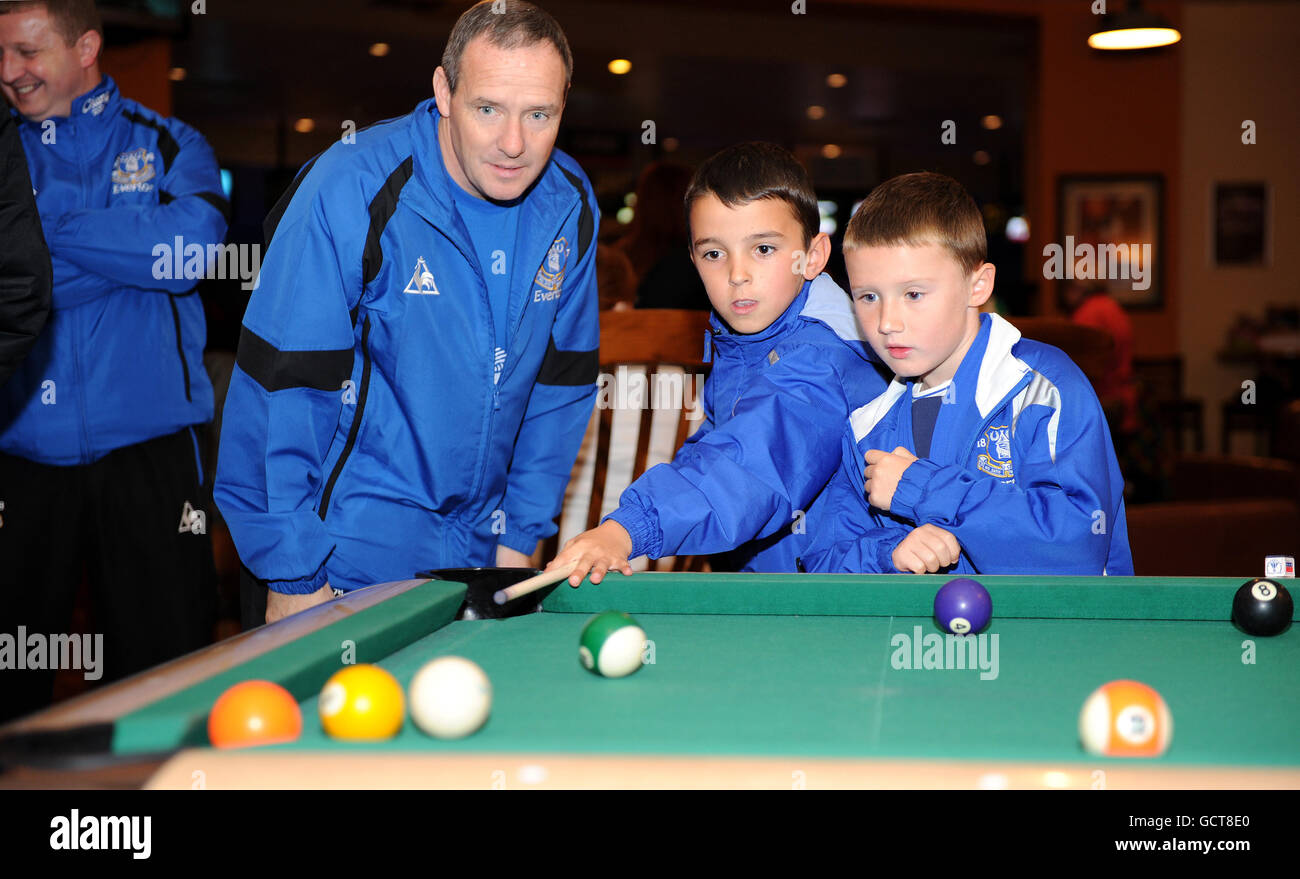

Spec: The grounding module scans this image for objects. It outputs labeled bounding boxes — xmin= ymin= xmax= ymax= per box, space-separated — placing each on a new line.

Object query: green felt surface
xmin=110 ymin=574 xmax=1300 ymax=765
xmin=272 ymin=611 xmax=1299 ymax=766
xmin=111 ymin=579 xmax=466 ymax=753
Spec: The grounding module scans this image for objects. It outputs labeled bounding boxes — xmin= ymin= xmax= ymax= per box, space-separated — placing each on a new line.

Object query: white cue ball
xmin=408 ymin=657 xmax=492 ymax=739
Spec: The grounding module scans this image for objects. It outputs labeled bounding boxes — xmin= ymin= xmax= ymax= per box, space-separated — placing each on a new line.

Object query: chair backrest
xmin=1012 ymin=317 xmax=1115 ymax=389
xmin=1273 ymin=400 xmax=1300 ymax=465
xmin=546 ymin=309 xmax=713 ymax=571
xmin=598 ymin=308 xmax=711 ymax=365
xmin=1133 ymin=356 xmax=1184 ymax=402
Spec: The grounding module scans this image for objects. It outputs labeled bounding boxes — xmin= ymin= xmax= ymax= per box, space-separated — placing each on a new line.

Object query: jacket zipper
xmin=167 ymin=296 xmax=193 ymax=402
xmin=461 ymin=270 xmax=498 ymax=526
xmin=70 ymin=300 xmax=91 ymax=462
xmin=958 ymin=373 xmax=1034 ymax=465
xmin=319 ymin=315 xmax=373 ymax=521
xmin=433 ymin=190 xmax=579 ymax=551
xmin=492 ymin=198 xmax=579 ymax=391
xmin=710 ymin=331 xmax=756 ymax=419
xmin=72 ymin=119 xmax=93 ymax=462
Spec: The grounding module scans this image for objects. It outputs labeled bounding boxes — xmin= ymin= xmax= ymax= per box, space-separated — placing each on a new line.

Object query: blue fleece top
xmin=805 ymin=312 xmax=1133 ymax=575
xmin=1 ymin=76 xmax=228 ymax=464
xmin=606 ymin=273 xmax=890 ymax=572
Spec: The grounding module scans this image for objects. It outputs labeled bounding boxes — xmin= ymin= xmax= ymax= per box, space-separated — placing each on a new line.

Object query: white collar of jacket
xmin=801 ymin=273 xmax=871 ymax=347
xmin=850 ymin=312 xmax=1030 ymax=442
xmin=15 ymin=75 xmax=119 ymax=130
xmin=707 ymin=273 xmax=876 ymax=357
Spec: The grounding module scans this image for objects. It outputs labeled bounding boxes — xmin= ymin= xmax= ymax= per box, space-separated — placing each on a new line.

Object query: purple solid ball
xmin=934 ymin=578 xmax=992 ymax=634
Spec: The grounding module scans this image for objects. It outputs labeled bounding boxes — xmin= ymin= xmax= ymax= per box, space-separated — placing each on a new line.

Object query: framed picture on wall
xmin=1213 ymin=182 xmax=1269 ymax=267
xmin=1056 ymin=175 xmax=1164 ymax=310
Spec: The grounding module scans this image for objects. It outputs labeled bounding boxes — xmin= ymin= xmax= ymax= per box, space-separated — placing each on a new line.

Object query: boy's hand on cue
xmin=548 ymin=520 xmax=635 ymax=587
xmin=863 ymin=446 xmax=918 ymax=511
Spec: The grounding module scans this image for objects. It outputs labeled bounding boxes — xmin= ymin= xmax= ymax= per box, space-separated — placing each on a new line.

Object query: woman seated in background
xmin=614 ymin=161 xmax=710 ymax=311
xmin=1064 ymin=280 xmax=1162 ymax=502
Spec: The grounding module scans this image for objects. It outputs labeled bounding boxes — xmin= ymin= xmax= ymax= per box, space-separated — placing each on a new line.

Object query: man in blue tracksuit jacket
xmin=806 ymin=311 xmax=1134 ymax=575
xmin=606 ymin=274 xmax=886 ymax=573
xmin=214 ymin=2 xmax=599 ymax=624
xmin=0 ymin=1 xmax=226 ymax=720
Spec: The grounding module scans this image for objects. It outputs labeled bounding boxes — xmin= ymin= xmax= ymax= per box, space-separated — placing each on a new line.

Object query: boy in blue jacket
xmin=548 ymin=142 xmax=889 ymax=585
xmin=805 ymin=172 xmax=1132 ymax=575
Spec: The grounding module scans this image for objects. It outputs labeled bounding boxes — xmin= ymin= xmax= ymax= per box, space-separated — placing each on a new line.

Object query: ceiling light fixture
xmin=1088 ymin=0 xmax=1181 ymax=50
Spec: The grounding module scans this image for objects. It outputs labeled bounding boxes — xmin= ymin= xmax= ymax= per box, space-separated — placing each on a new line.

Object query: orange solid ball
xmin=1079 ymin=679 xmax=1172 ymax=757
xmin=208 ymin=680 xmax=303 ymax=749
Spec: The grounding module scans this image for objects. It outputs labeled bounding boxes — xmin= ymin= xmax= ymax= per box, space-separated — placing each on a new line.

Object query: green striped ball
xmin=578 ymin=611 xmax=647 ymax=678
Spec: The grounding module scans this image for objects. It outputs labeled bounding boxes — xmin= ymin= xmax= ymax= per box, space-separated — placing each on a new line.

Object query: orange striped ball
xmin=1079 ymin=680 xmax=1172 ymax=757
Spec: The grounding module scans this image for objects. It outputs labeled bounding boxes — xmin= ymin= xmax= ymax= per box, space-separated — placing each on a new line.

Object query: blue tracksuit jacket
xmin=806 ymin=312 xmax=1132 ymax=574
xmin=0 ymin=77 xmax=227 ymax=464
xmin=214 ymin=100 xmax=599 ymax=594
xmin=607 ymin=274 xmax=890 ymax=572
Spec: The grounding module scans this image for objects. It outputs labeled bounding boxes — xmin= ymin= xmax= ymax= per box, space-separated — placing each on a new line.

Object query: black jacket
xmin=0 ymin=107 xmax=52 ymax=387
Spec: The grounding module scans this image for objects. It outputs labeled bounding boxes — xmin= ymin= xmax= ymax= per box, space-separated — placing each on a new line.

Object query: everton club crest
xmin=112 ymin=147 xmax=156 ymax=195
xmin=533 ymin=237 xmax=569 ymax=303
xmin=976 ymin=424 xmax=1015 ymax=480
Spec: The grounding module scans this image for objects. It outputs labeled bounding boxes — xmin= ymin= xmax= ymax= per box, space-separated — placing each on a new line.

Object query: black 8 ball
xmin=1232 ymin=578 xmax=1293 ymax=637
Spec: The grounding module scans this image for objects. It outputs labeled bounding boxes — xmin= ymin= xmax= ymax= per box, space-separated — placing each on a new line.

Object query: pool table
xmin=1 ymin=573 xmax=1297 ymax=789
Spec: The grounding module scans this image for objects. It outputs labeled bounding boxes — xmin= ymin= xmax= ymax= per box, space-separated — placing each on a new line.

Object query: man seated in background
xmin=615 ymin=161 xmax=710 ymax=311
xmin=1063 ymin=279 xmax=1162 ymax=502
xmin=1065 ymin=280 xmax=1138 ymax=435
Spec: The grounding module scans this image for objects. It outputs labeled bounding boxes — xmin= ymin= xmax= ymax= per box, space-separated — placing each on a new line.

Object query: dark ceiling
xmin=167 ymin=0 xmax=1035 ymax=202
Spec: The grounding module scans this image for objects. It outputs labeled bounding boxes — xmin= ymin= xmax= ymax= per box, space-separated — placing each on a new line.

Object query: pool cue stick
xmin=493 ymin=559 xmax=580 ymax=605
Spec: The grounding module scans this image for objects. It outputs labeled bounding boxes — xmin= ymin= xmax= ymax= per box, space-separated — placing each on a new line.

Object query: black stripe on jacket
xmin=362 ymin=156 xmax=415 ymax=286
xmin=235 ymin=326 xmax=354 ymax=393
xmin=537 ymin=337 xmax=598 ymax=387
xmin=122 ymin=109 xmax=180 ymax=171
xmin=537 ymin=162 xmax=597 ymax=386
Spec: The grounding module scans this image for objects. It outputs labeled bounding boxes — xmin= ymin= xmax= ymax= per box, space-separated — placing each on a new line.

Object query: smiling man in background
xmin=214 ymin=0 xmax=600 ymax=625
xmin=0 ymin=0 xmax=227 ymax=721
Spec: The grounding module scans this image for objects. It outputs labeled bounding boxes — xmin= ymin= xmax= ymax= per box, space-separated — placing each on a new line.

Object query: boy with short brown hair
xmin=806 ymin=172 xmax=1132 ymax=575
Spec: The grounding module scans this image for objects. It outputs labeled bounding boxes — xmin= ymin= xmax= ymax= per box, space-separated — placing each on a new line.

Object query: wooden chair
xmin=1273 ymin=400 xmax=1300 ymax=465
xmin=1132 ymin=355 xmax=1184 ymax=402
xmin=1222 ymin=399 xmax=1272 ymax=456
xmin=1012 ymin=317 xmax=1115 ymax=390
xmin=1134 ymin=356 xmax=1205 ymax=454
xmin=1159 ymin=399 xmax=1206 ymax=454
xmin=542 ymin=309 xmax=713 ymax=571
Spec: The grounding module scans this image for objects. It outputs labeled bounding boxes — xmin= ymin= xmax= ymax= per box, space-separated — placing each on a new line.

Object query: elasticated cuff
xmin=605 ymin=505 xmax=661 ymax=560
